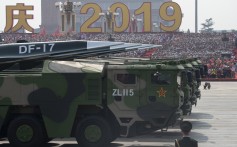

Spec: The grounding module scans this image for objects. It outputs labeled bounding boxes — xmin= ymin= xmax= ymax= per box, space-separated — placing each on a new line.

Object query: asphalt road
xmin=1 ymin=81 xmax=237 ymax=147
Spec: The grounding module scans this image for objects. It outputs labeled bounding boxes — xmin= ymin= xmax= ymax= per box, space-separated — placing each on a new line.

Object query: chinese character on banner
xmin=4 ymin=3 xmax=34 ymax=33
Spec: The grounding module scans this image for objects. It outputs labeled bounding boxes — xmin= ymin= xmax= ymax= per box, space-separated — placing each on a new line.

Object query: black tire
xmin=45 ymin=137 xmax=53 ymax=143
xmin=7 ymin=116 xmax=45 ymax=147
xmin=109 ymin=120 xmax=120 ymax=142
xmin=75 ymin=116 xmax=112 ymax=147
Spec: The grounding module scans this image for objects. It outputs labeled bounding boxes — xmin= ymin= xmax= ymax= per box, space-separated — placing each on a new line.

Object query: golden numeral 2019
xmin=80 ymin=2 xmax=182 ymax=33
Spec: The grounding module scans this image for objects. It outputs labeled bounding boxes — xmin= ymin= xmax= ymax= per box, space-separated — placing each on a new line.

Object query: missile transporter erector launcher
xmin=0 ymin=58 xmax=185 ymax=147
xmin=76 ymin=58 xmax=191 ymax=116
xmin=75 ymin=57 xmax=189 ymax=116
xmin=95 ymin=57 xmax=202 ymax=116
xmin=179 ymin=60 xmax=197 ymax=113
xmin=188 ymin=59 xmax=203 ymax=100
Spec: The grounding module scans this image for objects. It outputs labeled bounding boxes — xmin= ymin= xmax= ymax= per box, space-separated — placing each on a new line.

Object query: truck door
xmin=146 ymin=70 xmax=173 ymax=106
xmin=108 ymin=70 xmax=140 ymax=110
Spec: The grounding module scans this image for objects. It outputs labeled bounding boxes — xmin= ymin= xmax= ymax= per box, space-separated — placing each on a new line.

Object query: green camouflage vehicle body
xmin=83 ymin=58 xmax=188 ymax=116
xmin=147 ymin=59 xmax=199 ymax=114
xmin=107 ymin=57 xmax=205 ymax=113
xmin=155 ymin=59 xmax=202 ymax=107
xmin=152 ymin=61 xmax=192 ymax=116
xmin=106 ymin=63 xmax=184 ymax=135
xmin=188 ymin=59 xmax=202 ymax=99
xmin=0 ymin=59 xmax=184 ymax=147
xmin=179 ymin=60 xmax=197 ymax=107
xmin=115 ymin=58 xmax=194 ymax=116
xmin=137 ymin=60 xmax=190 ymax=116
xmin=0 ymin=61 xmax=104 ymax=137
xmin=76 ymin=59 xmax=185 ymax=129
xmin=179 ymin=62 xmax=193 ymax=115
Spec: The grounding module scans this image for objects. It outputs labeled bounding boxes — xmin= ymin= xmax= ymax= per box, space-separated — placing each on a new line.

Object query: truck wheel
xmin=109 ymin=129 xmax=119 ymax=142
xmin=109 ymin=121 xmax=120 ymax=142
xmin=75 ymin=116 xmax=111 ymax=147
xmin=7 ymin=116 xmax=45 ymax=147
xmin=45 ymin=137 xmax=53 ymax=143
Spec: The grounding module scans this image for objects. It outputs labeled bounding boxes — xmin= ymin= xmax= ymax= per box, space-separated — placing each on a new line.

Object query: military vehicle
xmin=94 ymin=57 xmax=198 ymax=115
xmin=180 ymin=60 xmax=198 ymax=107
xmin=194 ymin=58 xmax=208 ymax=78
xmin=76 ymin=58 xmax=191 ymax=115
xmin=0 ymin=59 xmax=185 ymax=147
xmin=152 ymin=59 xmax=203 ymax=107
xmin=187 ymin=59 xmax=202 ymax=99
xmin=102 ymin=57 xmax=207 ymax=114
xmin=179 ymin=58 xmax=208 ymax=107
xmin=134 ymin=58 xmax=203 ymax=107
xmin=172 ymin=58 xmax=206 ymax=107
xmin=0 ymin=41 xmax=184 ymax=147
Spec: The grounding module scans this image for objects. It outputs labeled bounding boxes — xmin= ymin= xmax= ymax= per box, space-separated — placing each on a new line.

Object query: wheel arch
xmin=0 ymin=106 xmax=48 ymax=138
xmin=7 ymin=114 xmax=46 ymax=147
xmin=71 ymin=105 xmax=119 ymax=137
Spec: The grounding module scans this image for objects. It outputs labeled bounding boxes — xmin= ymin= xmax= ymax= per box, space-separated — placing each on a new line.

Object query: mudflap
xmin=167 ymin=109 xmax=183 ymax=127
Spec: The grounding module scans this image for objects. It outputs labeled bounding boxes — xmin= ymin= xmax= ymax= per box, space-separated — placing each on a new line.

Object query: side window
xmin=117 ymin=74 xmax=136 ymax=84
xmin=151 ymin=73 xmax=171 ymax=85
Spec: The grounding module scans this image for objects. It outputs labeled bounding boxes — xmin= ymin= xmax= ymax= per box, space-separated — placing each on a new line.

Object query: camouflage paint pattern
xmin=181 ymin=60 xmax=200 ymax=105
xmin=0 ymin=60 xmax=104 ymax=137
xmin=126 ymin=59 xmax=199 ymax=115
xmin=106 ymin=64 xmax=184 ymax=134
xmin=75 ymin=59 xmax=185 ymax=131
xmin=166 ymin=59 xmax=202 ymax=107
xmin=0 ymin=77 xmax=10 ymax=131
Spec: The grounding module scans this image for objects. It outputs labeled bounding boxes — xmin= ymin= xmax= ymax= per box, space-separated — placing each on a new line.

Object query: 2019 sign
xmin=79 ymin=1 xmax=182 ymax=33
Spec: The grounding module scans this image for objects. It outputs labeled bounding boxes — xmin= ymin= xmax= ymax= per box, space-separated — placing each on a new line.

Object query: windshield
xmin=187 ymin=71 xmax=193 ymax=83
xmin=151 ymin=72 xmax=171 ymax=85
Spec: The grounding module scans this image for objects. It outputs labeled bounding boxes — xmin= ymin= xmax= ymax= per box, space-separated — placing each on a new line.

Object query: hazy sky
xmin=175 ymin=0 xmax=237 ymax=32
xmin=0 ymin=0 xmax=237 ymax=32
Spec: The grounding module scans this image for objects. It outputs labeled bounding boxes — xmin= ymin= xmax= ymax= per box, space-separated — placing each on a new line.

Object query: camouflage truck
xmin=188 ymin=59 xmax=202 ymax=99
xmin=194 ymin=58 xmax=208 ymax=78
xmin=106 ymin=57 xmax=206 ymax=112
xmin=153 ymin=58 xmax=202 ymax=107
xmin=152 ymin=60 xmax=193 ymax=116
xmin=131 ymin=60 xmax=191 ymax=116
xmin=161 ymin=59 xmax=202 ymax=107
xmin=73 ymin=58 xmax=186 ymax=130
xmin=77 ymin=58 xmax=192 ymax=116
xmin=0 ymin=59 xmax=184 ymax=147
xmin=143 ymin=59 xmax=198 ymax=114
xmin=99 ymin=58 xmax=194 ymax=116
xmin=180 ymin=60 xmax=197 ymax=108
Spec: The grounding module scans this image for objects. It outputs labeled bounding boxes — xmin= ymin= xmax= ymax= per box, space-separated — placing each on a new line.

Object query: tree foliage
xmin=201 ymin=18 xmax=214 ymax=33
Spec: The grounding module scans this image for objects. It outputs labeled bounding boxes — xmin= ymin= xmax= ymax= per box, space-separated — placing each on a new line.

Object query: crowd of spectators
xmin=1 ymin=32 xmax=237 ymax=79
xmin=202 ymin=57 xmax=237 ymax=79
